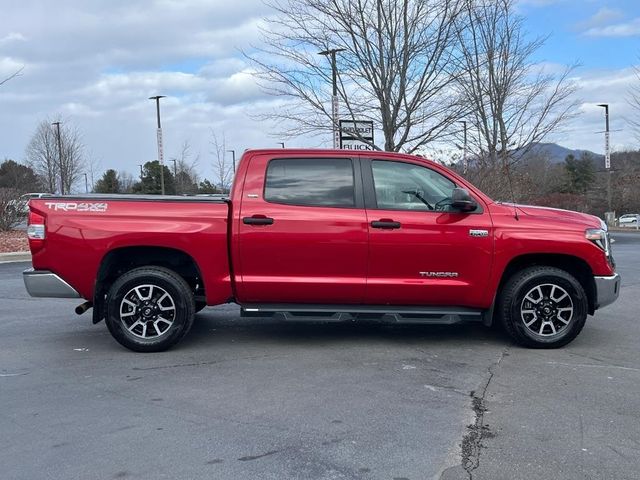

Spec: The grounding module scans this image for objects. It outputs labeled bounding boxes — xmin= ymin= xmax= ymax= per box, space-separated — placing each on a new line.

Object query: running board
xmin=240 ymin=304 xmax=484 ymax=325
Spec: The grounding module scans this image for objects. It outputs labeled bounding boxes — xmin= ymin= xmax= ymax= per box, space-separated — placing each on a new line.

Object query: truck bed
xmin=28 ymin=195 xmax=233 ymax=305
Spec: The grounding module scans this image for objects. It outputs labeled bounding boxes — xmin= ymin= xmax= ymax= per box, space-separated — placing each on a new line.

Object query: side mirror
xmin=451 ymin=188 xmax=478 ymax=212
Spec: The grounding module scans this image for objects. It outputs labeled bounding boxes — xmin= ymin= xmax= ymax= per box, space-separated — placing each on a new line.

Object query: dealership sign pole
xmin=150 ymin=95 xmax=166 ymax=195
xmin=332 ymin=95 xmax=340 ymax=149
xmin=598 ymin=103 xmax=612 ymax=217
xmin=319 ymin=48 xmax=345 ymax=149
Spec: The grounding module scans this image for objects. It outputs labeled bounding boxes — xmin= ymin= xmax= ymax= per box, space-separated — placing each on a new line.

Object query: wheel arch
xmin=92 ymin=246 xmax=205 ymax=324
xmin=494 ymin=254 xmax=596 ymax=319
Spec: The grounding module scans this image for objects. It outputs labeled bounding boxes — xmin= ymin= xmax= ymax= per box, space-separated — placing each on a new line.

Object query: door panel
xmin=236 ymin=155 xmax=368 ymax=304
xmin=364 ymin=159 xmax=493 ymax=307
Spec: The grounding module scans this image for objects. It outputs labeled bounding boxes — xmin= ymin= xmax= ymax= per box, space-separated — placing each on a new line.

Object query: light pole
xmin=83 ymin=173 xmax=88 ymax=193
xmin=319 ymin=48 xmax=345 ymax=149
xmin=460 ymin=120 xmax=468 ymax=174
xmin=226 ymin=150 xmax=236 ymax=173
xmin=138 ymin=164 xmax=144 ymax=194
xmin=278 ymin=142 xmax=285 ymax=149
xmin=597 ymin=103 xmax=612 ymax=216
xmin=51 ymin=121 xmax=64 ymax=194
xmin=149 ymin=95 xmax=166 ymax=195
xmin=170 ymin=158 xmax=178 ymax=194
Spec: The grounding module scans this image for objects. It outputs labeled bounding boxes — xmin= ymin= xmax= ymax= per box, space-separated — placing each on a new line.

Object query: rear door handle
xmin=371 ymin=220 xmax=401 ymax=229
xmin=243 ymin=215 xmax=274 ymax=226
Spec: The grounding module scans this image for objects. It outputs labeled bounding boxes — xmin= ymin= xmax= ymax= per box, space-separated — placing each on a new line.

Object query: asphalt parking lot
xmin=1 ymin=232 xmax=638 ymax=480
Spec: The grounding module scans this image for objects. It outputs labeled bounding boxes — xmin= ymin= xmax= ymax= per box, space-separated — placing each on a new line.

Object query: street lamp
xmin=319 ymin=48 xmax=345 ymax=149
xmin=278 ymin=142 xmax=285 ymax=149
xmin=149 ymin=95 xmax=166 ymax=195
xmin=226 ymin=150 xmax=236 ymax=173
xmin=51 ymin=121 xmax=64 ymax=194
xmin=83 ymin=173 xmax=88 ymax=193
xmin=597 ymin=103 xmax=612 ymax=215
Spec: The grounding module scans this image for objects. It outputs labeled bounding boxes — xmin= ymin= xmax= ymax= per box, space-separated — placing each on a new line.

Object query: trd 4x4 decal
xmin=44 ymin=202 xmax=108 ymax=212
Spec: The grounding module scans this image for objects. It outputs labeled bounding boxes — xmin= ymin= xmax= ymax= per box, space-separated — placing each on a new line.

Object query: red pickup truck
xmin=23 ymin=149 xmax=620 ymax=352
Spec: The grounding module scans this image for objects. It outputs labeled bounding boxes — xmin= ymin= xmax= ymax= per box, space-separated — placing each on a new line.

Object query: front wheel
xmin=105 ymin=266 xmax=195 ymax=352
xmin=498 ymin=266 xmax=588 ymax=348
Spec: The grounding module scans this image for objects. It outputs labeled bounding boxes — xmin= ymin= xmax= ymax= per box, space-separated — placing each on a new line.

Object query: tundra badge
xmin=420 ymin=272 xmax=459 ymax=278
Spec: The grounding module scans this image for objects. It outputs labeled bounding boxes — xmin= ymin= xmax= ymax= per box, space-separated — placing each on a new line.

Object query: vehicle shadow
xmin=180 ymin=307 xmax=511 ymax=350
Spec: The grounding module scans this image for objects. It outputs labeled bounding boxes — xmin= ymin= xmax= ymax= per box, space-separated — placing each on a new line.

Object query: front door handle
xmin=243 ymin=215 xmax=274 ymax=226
xmin=371 ymin=220 xmax=401 ymax=229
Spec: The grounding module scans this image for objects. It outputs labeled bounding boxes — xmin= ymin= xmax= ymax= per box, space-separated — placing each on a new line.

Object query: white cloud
xmin=575 ymin=7 xmax=625 ymax=31
xmin=550 ymin=68 xmax=638 ymax=152
xmin=0 ymin=32 xmax=26 ymax=45
xmin=584 ymin=17 xmax=640 ymax=37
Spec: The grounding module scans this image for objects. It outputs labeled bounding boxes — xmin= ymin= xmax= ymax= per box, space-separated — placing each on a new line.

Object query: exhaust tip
xmin=75 ymin=301 xmax=93 ymax=315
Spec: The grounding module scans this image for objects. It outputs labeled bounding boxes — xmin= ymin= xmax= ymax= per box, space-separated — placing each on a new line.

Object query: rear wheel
xmin=498 ymin=266 xmax=588 ymax=348
xmin=105 ymin=266 xmax=195 ymax=352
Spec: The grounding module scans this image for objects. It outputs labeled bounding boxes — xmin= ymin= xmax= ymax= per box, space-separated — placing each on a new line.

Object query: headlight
xmin=585 ymin=228 xmax=610 ymax=257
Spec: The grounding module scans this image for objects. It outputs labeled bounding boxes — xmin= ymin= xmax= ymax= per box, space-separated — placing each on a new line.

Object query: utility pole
xmin=149 ymin=95 xmax=166 ymax=195
xmin=226 ymin=150 xmax=236 ymax=173
xmin=319 ymin=48 xmax=345 ymax=149
xmin=83 ymin=173 xmax=88 ymax=193
xmin=460 ymin=120 xmax=468 ymax=174
xmin=597 ymin=104 xmax=612 ymax=218
xmin=51 ymin=121 xmax=64 ymax=194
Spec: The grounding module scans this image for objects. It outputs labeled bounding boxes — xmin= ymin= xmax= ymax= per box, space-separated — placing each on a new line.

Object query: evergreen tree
xmin=132 ymin=161 xmax=175 ymax=195
xmin=197 ymin=179 xmax=220 ymax=194
xmin=0 ymin=159 xmax=42 ymax=192
xmin=93 ymin=169 xmax=121 ymax=193
xmin=563 ymin=153 xmax=595 ymax=195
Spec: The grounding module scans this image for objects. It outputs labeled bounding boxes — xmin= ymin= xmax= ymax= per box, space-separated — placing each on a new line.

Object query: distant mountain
xmin=520 ymin=142 xmax=604 ymax=166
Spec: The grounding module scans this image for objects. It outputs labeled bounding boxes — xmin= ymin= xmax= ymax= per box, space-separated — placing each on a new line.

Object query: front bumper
xmin=23 ymin=269 xmax=80 ymax=298
xmin=594 ymin=273 xmax=620 ymax=310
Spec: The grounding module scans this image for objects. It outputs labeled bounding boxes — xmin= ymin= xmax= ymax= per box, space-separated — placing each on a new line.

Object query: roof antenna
xmin=504 ymin=157 xmax=519 ymax=220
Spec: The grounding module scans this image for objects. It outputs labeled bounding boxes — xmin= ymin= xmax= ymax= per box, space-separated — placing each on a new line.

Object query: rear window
xmin=264 ymin=158 xmax=355 ymax=207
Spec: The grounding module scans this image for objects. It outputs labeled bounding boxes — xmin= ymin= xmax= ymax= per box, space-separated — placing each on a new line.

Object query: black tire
xmin=105 ymin=266 xmax=195 ymax=352
xmin=195 ymin=300 xmax=207 ymax=313
xmin=498 ymin=266 xmax=588 ymax=348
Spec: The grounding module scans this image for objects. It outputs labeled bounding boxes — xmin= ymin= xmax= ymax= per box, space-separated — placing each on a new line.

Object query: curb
xmin=609 ymin=228 xmax=640 ymax=234
xmin=0 ymin=251 xmax=32 ymax=264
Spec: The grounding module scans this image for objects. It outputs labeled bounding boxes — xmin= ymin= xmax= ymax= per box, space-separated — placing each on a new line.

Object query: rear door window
xmin=264 ymin=158 xmax=355 ymax=207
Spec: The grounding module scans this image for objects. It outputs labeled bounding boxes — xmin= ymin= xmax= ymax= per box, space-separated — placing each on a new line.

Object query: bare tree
xmin=249 ymin=0 xmax=466 ymax=152
xmin=118 ymin=171 xmax=136 ymax=193
xmin=210 ymin=131 xmax=233 ymax=192
xmin=0 ymin=188 xmax=23 ymax=231
xmin=25 ymin=119 xmax=86 ymax=194
xmin=85 ymin=155 xmax=102 ymax=192
xmin=0 ymin=66 xmax=23 ymax=87
xmin=628 ymin=65 xmax=640 ymax=144
xmin=171 ymin=140 xmax=200 ymax=194
xmin=456 ymin=0 xmax=579 ymax=169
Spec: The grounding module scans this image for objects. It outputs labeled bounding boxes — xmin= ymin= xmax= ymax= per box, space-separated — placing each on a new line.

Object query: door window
xmin=265 ymin=158 xmax=355 ymax=207
xmin=371 ymin=160 xmax=456 ymax=211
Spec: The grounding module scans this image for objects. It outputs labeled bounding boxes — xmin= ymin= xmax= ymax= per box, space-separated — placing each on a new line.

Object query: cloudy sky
xmin=0 ymin=0 xmax=639 ymax=185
